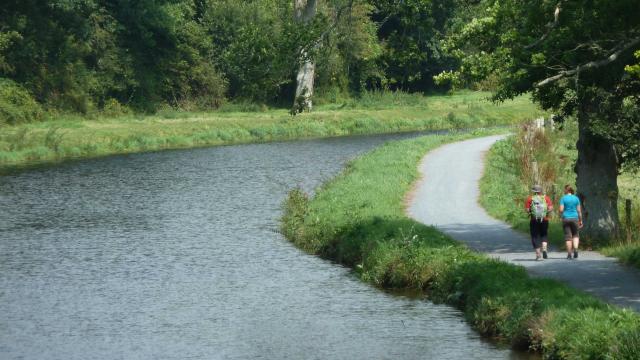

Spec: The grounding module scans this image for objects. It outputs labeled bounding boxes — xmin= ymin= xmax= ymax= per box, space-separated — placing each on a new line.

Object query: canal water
xmin=1 ymin=134 xmax=526 ymax=359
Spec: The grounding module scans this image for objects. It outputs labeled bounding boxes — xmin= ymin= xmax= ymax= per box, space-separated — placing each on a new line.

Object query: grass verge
xmin=0 ymin=91 xmax=542 ymax=173
xmin=480 ymin=122 xmax=640 ymax=268
xmin=280 ymin=129 xmax=640 ymax=358
xmin=602 ymin=174 xmax=640 ymax=268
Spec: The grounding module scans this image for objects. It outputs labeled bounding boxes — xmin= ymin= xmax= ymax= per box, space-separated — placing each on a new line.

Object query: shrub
xmin=102 ymin=98 xmax=131 ymax=117
xmin=0 ymin=78 xmax=43 ymax=125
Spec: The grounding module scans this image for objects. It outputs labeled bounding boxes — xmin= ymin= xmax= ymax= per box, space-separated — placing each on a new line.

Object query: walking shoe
xmin=573 ymin=250 xmax=578 ymax=259
xmin=542 ymin=251 xmax=548 ymax=259
xmin=567 ymin=254 xmax=573 ymax=260
xmin=536 ymin=255 xmax=542 ymax=261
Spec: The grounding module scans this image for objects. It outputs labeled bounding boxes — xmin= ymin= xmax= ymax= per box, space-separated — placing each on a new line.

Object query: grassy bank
xmin=479 ymin=123 xmax=640 ymax=267
xmin=0 ymin=91 xmax=542 ymax=173
xmin=602 ymin=172 xmax=640 ymax=267
xmin=280 ymin=129 xmax=640 ymax=358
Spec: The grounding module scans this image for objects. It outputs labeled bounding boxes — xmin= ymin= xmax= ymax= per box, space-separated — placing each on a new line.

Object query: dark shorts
xmin=563 ymin=219 xmax=579 ymax=240
xmin=529 ymin=219 xmax=549 ymax=249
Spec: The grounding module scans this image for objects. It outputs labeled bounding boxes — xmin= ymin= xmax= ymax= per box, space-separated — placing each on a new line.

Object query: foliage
xmin=203 ymin=0 xmax=297 ymax=102
xmin=370 ymin=0 xmax=457 ymax=92
xmin=602 ymin=244 xmax=640 ymax=269
xmin=0 ymin=0 xmax=476 ymax=117
xmin=0 ymin=30 xmax=21 ymax=74
xmin=0 ymin=78 xmax=43 ymax=125
xmin=0 ymin=0 xmax=226 ymax=113
xmin=437 ymin=0 xmax=640 ymax=169
xmin=626 ymin=50 xmax=640 ymax=78
xmin=280 ymin=130 xmax=640 ymax=358
xmin=315 ymin=0 xmax=383 ymax=95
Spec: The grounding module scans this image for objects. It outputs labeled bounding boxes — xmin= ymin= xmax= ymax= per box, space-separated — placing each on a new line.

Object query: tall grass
xmin=601 ymin=170 xmax=640 ymax=267
xmin=480 ymin=123 xmax=577 ymax=247
xmin=280 ymin=129 xmax=640 ymax=358
xmin=0 ymin=91 xmax=544 ymax=173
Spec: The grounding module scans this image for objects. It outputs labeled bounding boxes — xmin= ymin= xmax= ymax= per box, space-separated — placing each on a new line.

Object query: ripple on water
xmin=0 ymin=134 xmax=529 ymax=359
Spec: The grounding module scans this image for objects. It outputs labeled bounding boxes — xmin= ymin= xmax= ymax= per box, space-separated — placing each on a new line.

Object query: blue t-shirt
xmin=560 ymin=194 xmax=581 ymax=219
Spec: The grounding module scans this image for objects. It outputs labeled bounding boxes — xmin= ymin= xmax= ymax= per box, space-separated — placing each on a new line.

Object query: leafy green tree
xmin=315 ymin=0 xmax=382 ymax=95
xmin=0 ymin=30 xmax=21 ymax=74
xmin=438 ymin=0 xmax=640 ymax=242
xmin=106 ymin=0 xmax=225 ymax=110
xmin=0 ymin=0 xmax=117 ymax=111
xmin=292 ymin=0 xmax=386 ymax=111
xmin=370 ymin=0 xmax=456 ymax=91
xmin=0 ymin=0 xmax=226 ymax=113
xmin=203 ymin=0 xmax=300 ymax=103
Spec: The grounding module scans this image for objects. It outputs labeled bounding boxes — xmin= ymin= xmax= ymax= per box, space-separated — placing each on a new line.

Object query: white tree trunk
xmin=292 ymin=0 xmax=317 ymax=114
xmin=294 ymin=52 xmax=315 ymax=112
xmin=575 ymin=110 xmax=620 ymax=244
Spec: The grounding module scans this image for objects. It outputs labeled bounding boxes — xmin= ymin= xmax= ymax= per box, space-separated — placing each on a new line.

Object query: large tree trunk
xmin=575 ymin=109 xmax=620 ymax=245
xmin=292 ymin=0 xmax=317 ymax=114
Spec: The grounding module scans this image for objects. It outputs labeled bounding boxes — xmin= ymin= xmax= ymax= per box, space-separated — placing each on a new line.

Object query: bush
xmin=0 ymin=78 xmax=43 ymax=125
xmin=102 ymin=98 xmax=132 ymax=117
xmin=346 ymin=90 xmax=427 ymax=109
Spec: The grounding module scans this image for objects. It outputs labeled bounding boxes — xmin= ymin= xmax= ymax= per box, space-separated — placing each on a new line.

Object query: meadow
xmin=0 ymin=91 xmax=542 ymax=173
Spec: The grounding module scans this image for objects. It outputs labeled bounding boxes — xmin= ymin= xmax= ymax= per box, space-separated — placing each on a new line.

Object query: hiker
xmin=559 ymin=184 xmax=583 ymax=259
xmin=525 ymin=184 xmax=553 ymax=261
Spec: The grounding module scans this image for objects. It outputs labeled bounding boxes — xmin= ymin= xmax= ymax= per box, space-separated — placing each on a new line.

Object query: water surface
xmin=1 ymin=134 xmax=526 ymax=359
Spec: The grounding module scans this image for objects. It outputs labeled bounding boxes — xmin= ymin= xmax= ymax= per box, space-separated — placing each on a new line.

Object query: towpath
xmin=407 ymin=135 xmax=640 ymax=312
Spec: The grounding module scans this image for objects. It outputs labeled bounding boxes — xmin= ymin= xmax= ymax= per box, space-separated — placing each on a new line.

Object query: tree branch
xmin=302 ymin=0 xmax=354 ymax=53
xmin=535 ymin=36 xmax=640 ymax=87
xmin=524 ymin=2 xmax=563 ymax=50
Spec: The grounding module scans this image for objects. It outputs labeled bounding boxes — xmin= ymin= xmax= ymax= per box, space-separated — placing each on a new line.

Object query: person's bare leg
xmin=573 ymin=236 xmax=579 ymax=258
xmin=566 ymin=240 xmax=573 ymax=259
xmin=542 ymin=241 xmax=548 ymax=259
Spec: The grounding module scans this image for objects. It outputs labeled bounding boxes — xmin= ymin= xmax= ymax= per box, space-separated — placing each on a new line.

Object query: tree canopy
xmin=437 ymin=0 xmax=640 ymax=169
xmin=436 ymin=0 xmax=640 ymax=241
xmin=0 ymin=0 xmax=464 ymax=118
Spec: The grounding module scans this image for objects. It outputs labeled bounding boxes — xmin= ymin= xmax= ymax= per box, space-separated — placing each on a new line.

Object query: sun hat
xmin=531 ymin=185 xmax=543 ymax=193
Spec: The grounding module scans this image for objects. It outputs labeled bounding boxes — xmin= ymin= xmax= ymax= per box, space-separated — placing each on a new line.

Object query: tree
xmin=370 ymin=0 xmax=456 ymax=92
xmin=203 ymin=0 xmax=297 ymax=103
xmin=292 ymin=0 xmax=319 ymax=113
xmin=437 ymin=0 xmax=640 ymax=243
xmin=105 ymin=0 xmax=226 ymax=110
xmin=0 ymin=0 xmax=227 ymax=112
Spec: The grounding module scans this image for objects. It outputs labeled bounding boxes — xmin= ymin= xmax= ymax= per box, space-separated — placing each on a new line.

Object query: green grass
xmin=480 ymin=126 xmax=574 ymax=249
xmin=280 ymin=129 xmax=640 ymax=358
xmin=0 ymin=91 xmax=543 ymax=173
xmin=281 ymin=130 xmax=640 ymax=358
xmin=602 ymin=172 xmax=640 ymax=267
xmin=480 ymin=122 xmax=640 ymax=267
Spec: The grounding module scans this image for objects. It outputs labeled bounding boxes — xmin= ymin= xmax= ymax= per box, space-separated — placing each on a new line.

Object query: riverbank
xmin=0 ymin=91 xmax=542 ymax=173
xmin=280 ymin=130 xmax=640 ymax=358
xmin=479 ymin=124 xmax=640 ymax=268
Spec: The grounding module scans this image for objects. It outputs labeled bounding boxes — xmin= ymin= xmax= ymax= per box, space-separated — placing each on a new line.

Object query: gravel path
xmin=407 ymin=135 xmax=640 ymax=311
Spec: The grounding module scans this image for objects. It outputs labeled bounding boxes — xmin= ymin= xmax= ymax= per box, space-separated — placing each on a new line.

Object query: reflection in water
xmin=0 ymin=134 xmax=528 ymax=359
